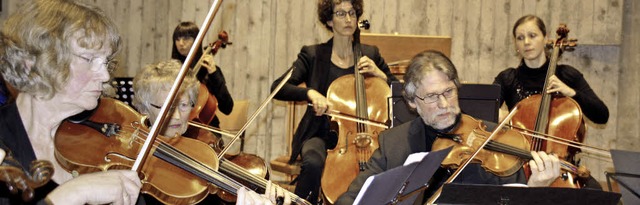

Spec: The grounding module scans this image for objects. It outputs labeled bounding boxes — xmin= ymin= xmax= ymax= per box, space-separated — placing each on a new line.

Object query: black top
xmin=270 ymin=38 xmax=398 ymax=163
xmin=0 ymin=102 xmax=57 ymax=205
xmin=493 ymin=60 xmax=609 ymax=124
xmin=194 ymin=66 xmax=234 ymax=128
xmin=0 ymin=76 xmax=9 ymax=106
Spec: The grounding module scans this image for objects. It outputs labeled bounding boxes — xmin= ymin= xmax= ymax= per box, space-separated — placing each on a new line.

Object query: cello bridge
xmin=354 ymin=133 xmax=373 ymax=148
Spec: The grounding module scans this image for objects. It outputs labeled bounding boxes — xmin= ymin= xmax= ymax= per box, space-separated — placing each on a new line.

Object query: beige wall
xmin=1 ymin=0 xmax=636 ymax=184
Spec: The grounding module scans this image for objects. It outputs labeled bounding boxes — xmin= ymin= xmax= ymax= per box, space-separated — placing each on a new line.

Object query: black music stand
xmin=354 ymin=147 xmax=453 ymax=205
xmin=110 ymin=77 xmax=135 ymax=105
xmin=437 ymin=183 xmax=621 ymax=205
xmin=607 ymin=149 xmax=640 ymax=205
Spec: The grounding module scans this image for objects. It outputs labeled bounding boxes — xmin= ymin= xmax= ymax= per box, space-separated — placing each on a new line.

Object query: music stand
xmin=354 ymin=147 xmax=453 ymax=205
xmin=110 ymin=77 xmax=134 ymax=105
xmin=607 ymin=149 xmax=640 ymax=204
xmin=437 ymin=183 xmax=621 ymax=205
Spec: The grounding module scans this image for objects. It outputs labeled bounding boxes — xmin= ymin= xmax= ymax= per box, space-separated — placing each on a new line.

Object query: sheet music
xmin=354 ymin=152 xmax=430 ymax=204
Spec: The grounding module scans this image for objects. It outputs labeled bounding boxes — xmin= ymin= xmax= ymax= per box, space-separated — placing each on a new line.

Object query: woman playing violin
xmin=132 ymin=60 xmax=291 ymax=205
xmin=270 ymin=0 xmax=397 ymax=203
xmin=0 ymin=0 xmax=142 ymax=204
xmin=336 ymin=50 xmax=561 ymax=205
xmin=493 ymin=15 xmax=609 ymax=125
xmin=171 ymin=21 xmax=234 ymax=129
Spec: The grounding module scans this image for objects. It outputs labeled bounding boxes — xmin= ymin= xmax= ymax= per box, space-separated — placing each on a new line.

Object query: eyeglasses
xmin=72 ymin=53 xmax=114 ymax=72
xmin=150 ymin=101 xmax=194 ymax=113
xmin=333 ymin=10 xmax=356 ymax=19
xmin=415 ymin=87 xmax=457 ymax=104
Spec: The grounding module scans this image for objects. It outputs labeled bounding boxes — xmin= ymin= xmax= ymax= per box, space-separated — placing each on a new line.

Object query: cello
xmin=510 ymin=24 xmax=586 ymax=187
xmin=321 ymin=20 xmax=391 ymax=204
xmin=187 ymin=30 xmax=231 ymax=127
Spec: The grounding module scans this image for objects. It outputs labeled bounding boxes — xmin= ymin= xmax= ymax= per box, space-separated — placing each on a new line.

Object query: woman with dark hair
xmin=271 ymin=0 xmax=397 ymax=203
xmin=171 ymin=21 xmax=234 ymax=129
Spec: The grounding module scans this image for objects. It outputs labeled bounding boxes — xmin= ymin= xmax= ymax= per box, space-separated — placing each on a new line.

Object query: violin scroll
xmin=0 ymin=154 xmax=54 ymax=201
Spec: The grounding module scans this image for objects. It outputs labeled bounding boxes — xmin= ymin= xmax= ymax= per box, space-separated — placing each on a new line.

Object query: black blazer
xmin=271 ymin=38 xmax=397 ymax=164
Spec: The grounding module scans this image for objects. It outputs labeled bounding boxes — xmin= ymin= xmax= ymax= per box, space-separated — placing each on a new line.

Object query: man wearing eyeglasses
xmin=335 ymin=50 xmax=561 ymax=205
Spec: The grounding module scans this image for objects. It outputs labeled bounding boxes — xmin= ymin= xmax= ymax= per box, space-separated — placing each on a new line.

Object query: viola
xmin=321 ymin=19 xmax=391 ymax=204
xmin=0 ymin=141 xmax=53 ymax=202
xmin=510 ymin=24 xmax=586 ymax=188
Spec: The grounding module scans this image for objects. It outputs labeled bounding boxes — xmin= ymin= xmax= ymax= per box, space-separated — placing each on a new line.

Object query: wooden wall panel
xmin=0 ymin=0 xmax=636 ymax=184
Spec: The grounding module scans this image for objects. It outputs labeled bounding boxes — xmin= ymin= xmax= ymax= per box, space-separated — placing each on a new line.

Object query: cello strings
xmin=505 ymin=126 xmax=611 ymax=157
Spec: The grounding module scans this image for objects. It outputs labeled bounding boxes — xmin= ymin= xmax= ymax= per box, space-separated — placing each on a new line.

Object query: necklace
xmin=332 ymin=52 xmax=352 ymax=67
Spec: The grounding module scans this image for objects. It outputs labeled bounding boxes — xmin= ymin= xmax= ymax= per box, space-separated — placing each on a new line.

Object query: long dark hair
xmin=171 ymin=21 xmax=203 ymax=68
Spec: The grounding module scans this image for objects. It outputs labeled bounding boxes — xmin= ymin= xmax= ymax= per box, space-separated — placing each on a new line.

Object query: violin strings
xmin=121 ymin=124 xmax=310 ymax=204
xmin=116 ymin=125 xmax=244 ymax=194
xmin=155 ymin=142 xmax=243 ymax=194
xmin=483 ymin=139 xmax=579 ymax=173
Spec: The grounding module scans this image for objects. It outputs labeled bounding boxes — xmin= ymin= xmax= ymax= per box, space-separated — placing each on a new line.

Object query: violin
xmin=426 ymin=113 xmax=590 ymax=204
xmin=56 ymin=98 xmax=311 ymax=205
xmin=431 ymin=114 xmax=588 ymax=178
xmin=0 ymin=142 xmax=53 ymax=202
xmin=56 ymin=98 xmax=219 ymax=204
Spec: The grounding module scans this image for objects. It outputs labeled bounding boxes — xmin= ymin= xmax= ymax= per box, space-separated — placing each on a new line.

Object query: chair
xmin=269 ymin=101 xmax=306 ymax=191
xmin=216 ymin=100 xmax=249 ymax=154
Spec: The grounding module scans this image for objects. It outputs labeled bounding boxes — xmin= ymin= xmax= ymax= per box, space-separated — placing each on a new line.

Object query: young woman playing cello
xmin=493 ymin=15 xmax=609 ymax=125
xmin=493 ymin=15 xmax=609 ymax=189
xmin=171 ymin=22 xmax=234 ymax=130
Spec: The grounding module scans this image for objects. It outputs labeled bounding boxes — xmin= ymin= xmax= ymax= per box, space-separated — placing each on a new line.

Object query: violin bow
xmin=132 ymin=0 xmax=224 ymax=172
xmin=425 ymin=106 xmax=520 ymax=204
xmin=217 ymin=67 xmax=295 ymax=159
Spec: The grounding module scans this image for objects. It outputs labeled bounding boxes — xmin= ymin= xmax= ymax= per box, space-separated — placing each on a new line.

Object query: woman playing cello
xmin=171 ymin=22 xmax=234 ymax=130
xmin=493 ymin=15 xmax=609 ymax=189
xmin=270 ymin=0 xmax=397 ymax=203
xmin=493 ymin=15 xmax=609 ymax=125
xmin=0 ymin=0 xmax=142 ymax=203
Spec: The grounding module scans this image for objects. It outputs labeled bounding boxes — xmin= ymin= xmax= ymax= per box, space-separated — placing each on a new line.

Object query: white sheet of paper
xmin=404 ymin=152 xmax=429 ymax=165
xmin=353 ymin=152 xmax=430 ymax=204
